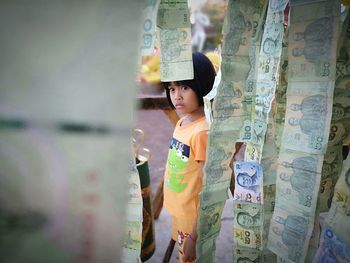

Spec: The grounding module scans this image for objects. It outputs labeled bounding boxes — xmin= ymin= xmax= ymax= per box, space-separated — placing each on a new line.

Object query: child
xmin=162 ymin=52 xmax=216 ymax=262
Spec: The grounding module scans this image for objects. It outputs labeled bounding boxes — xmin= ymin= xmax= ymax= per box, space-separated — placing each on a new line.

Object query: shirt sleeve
xmin=192 ymin=130 xmax=208 ymax=162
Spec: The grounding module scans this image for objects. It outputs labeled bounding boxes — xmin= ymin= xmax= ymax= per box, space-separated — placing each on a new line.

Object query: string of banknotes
xmin=197 ymin=0 xmax=269 ymax=262
xmin=138 ymin=0 xmax=350 ymax=262
xmin=157 ymin=0 xmax=193 ymax=81
xmin=122 ymin=150 xmax=143 ymax=263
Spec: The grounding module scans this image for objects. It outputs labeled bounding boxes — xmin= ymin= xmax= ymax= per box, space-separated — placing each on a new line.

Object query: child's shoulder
xmin=195 ymin=116 xmax=210 ymax=130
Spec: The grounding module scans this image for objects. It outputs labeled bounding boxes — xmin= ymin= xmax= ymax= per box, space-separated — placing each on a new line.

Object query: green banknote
xmin=203 ymin=156 xmax=232 ymax=190
xmin=196 ymin=238 xmax=216 ymax=263
xmin=325 ymin=155 xmax=350 ymax=244
xmin=200 ymin=188 xmax=229 ymax=207
xmin=261 ymin=115 xmax=279 ymax=185
xmin=316 ymin=145 xmax=343 ymax=213
xmin=157 ymin=0 xmax=193 ymax=81
xmin=288 ymin=17 xmax=339 ymax=81
xmin=255 ymin=80 xmax=277 ymax=114
xmin=328 ymin=119 xmax=350 ymax=146
xmin=123 ymin=220 xmax=142 ymax=251
xmin=222 ymin=0 xmax=267 ymax=57
xmin=234 ymin=203 xmax=264 ymax=229
xmin=268 ymin=0 xmax=289 ymax=13
xmin=157 ymin=0 xmax=189 ymax=28
xmin=234 ymin=247 xmax=263 ymax=263
xmin=275 ymin=150 xmax=323 ymax=212
xmin=264 ymin=184 xmax=276 ymax=214
xmin=233 ymin=225 xmax=263 ymax=250
xmin=140 ymin=0 xmax=160 ymax=56
xmin=282 ymin=82 xmax=334 ymax=154
xmin=220 ymin=56 xmax=251 ymax=82
xmin=259 ymin=22 xmax=284 ymax=62
xmin=234 ymin=247 xmax=277 ymax=263
xmin=197 ymin=201 xmax=225 ymax=242
xmin=289 ymin=0 xmax=340 ymax=24
xmin=332 ymin=88 xmax=350 ymax=121
xmin=305 ymin=217 xmax=322 ymax=262
xmin=244 ymin=143 xmax=260 ymax=163
xmin=322 ymin=144 xmax=344 ymax=180
xmin=267 ymin=204 xmax=313 ymax=263
xmin=157 ymin=28 xmax=193 ymax=81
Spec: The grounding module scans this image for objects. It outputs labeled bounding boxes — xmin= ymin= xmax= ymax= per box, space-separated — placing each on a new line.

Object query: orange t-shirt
xmin=163 ymin=116 xmax=209 ymax=221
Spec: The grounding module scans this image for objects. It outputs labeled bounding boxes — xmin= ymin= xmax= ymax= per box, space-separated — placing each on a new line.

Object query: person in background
xmin=162 ymin=52 xmax=216 ymax=262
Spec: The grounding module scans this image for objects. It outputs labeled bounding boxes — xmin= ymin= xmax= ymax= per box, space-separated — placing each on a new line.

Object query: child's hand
xmin=182 ymin=235 xmax=196 ymax=262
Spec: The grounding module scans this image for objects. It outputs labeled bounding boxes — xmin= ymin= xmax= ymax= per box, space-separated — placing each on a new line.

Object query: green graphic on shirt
xmin=166 ymin=146 xmax=189 ymax=192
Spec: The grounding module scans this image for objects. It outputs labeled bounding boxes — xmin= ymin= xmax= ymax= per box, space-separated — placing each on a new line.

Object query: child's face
xmin=168 ymin=83 xmax=200 ymax=115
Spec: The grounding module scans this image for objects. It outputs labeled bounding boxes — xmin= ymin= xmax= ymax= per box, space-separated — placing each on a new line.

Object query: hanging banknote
xmin=157 ymin=0 xmax=193 ymax=81
xmin=233 ymin=161 xmax=264 ymax=204
xmin=267 ymin=203 xmax=313 ymax=263
xmin=274 ymin=150 xmax=324 ymax=213
xmin=316 ymin=145 xmax=343 ymax=213
xmin=312 ymin=228 xmax=350 ymax=263
xmin=325 ymin=154 xmax=350 ymax=245
xmin=233 ymin=203 xmax=264 ymax=250
xmin=140 ymin=0 xmax=160 ymax=56
xmin=122 ymin=156 xmax=143 ymax=263
xmin=197 ymin=1 xmax=268 ymax=262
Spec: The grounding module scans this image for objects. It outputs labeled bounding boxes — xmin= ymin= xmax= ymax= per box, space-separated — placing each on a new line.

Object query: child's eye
xmin=168 ymin=87 xmax=175 ymax=92
xmin=181 ymin=86 xmax=189 ymax=90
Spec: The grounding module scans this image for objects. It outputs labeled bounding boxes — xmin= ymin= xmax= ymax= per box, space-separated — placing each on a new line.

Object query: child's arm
xmin=182 ymin=160 xmax=204 ymax=262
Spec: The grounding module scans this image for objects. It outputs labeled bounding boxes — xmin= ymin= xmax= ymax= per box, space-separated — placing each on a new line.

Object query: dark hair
xmin=162 ymin=52 xmax=216 ymax=108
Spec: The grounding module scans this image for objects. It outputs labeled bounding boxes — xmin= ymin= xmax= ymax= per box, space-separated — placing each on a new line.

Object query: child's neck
xmin=181 ymin=107 xmax=205 ymax=126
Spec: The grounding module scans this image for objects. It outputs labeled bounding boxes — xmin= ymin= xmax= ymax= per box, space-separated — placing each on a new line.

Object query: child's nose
xmin=175 ymin=89 xmax=182 ymax=99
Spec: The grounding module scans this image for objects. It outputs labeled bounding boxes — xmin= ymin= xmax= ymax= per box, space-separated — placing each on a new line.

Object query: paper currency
xmin=322 ymin=145 xmax=344 ymax=180
xmin=234 ymin=247 xmax=277 ymax=263
xmin=234 ymin=203 xmax=264 ymax=229
xmin=325 ymin=155 xmax=350 ymax=244
xmin=197 ymin=201 xmax=225 ymax=242
xmin=200 ymin=188 xmax=229 ymax=207
xmin=255 ymin=80 xmax=277 ymax=114
xmin=122 ymin=153 xmax=143 ymax=263
xmin=123 ymin=220 xmax=142 ymax=251
xmin=234 ymin=247 xmax=263 ymax=263
xmin=282 ymin=82 xmax=334 ymax=154
xmin=312 ymin=228 xmax=350 ymax=263
xmin=332 ymin=88 xmax=350 ymax=121
xmin=199 ymin=0 xmax=268 ymax=261
xmin=316 ymin=145 xmax=343 ymax=212
xmin=261 ymin=117 xmax=279 ymax=185
xmin=196 ymin=238 xmax=216 ymax=263
xmin=220 ymin=56 xmax=251 ymax=82
xmin=234 ymin=225 xmax=263 ymax=250
xmin=140 ymin=0 xmax=160 ymax=56
xmin=328 ymin=120 xmax=350 ymax=146
xmin=269 ymin=0 xmax=289 ymax=12
xmin=290 ymin=0 xmax=340 ymax=24
xmin=275 ymin=150 xmax=323 ymax=211
xmin=157 ymin=0 xmax=193 ymax=81
xmin=264 ymin=184 xmax=276 ymax=214
xmin=267 ymin=205 xmax=313 ymax=263
xmin=213 ymin=95 xmax=246 ymax=119
xmin=222 ymin=0 xmax=267 ymax=57
xmin=260 ymin=23 xmax=284 ymax=60
xmin=233 ymin=162 xmax=263 ymax=204
xmin=204 ymin=68 xmax=221 ymax=124
xmin=305 ymin=217 xmax=322 ymax=262
xmin=288 ymin=17 xmax=338 ymax=81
